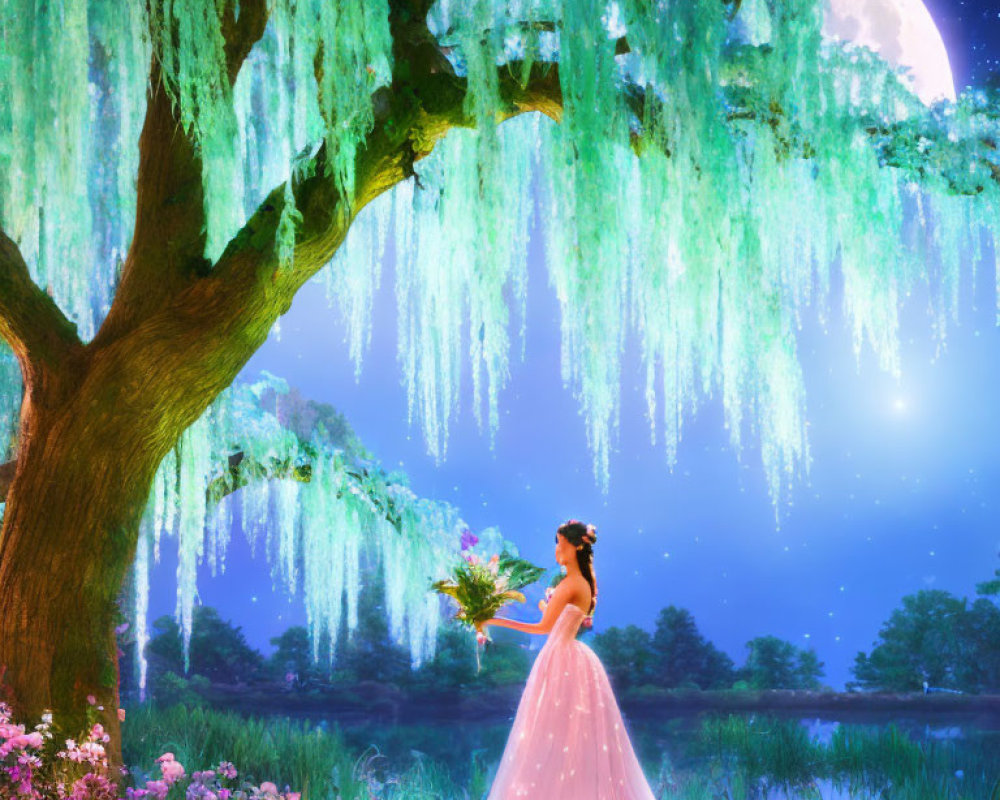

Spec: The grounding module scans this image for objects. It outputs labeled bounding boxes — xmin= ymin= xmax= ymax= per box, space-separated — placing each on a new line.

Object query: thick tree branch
xmin=0 ymin=228 xmax=84 ymax=379
xmin=437 ymin=18 xmax=632 ymax=57
xmin=209 ymin=54 xmax=563 ymax=311
xmin=93 ymin=2 xmax=271 ymax=349
xmin=222 ymin=0 xmax=270 ymax=83
xmin=205 ymin=450 xmax=403 ymax=531
xmin=81 ymin=57 xmax=555 ymax=476
xmin=206 ymin=451 xmax=310 ymax=506
xmin=389 ymin=0 xmax=455 ymax=76
xmin=97 ymin=3 xmax=562 ymax=371
xmin=91 ymin=65 xmax=209 ymax=348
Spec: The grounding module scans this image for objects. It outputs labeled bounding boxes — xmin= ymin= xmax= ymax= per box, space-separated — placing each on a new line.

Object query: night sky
xmin=147 ymin=0 xmax=1000 ymax=692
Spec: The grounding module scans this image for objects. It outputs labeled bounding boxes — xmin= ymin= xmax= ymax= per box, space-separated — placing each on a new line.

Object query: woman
xmin=479 ymin=520 xmax=657 ymax=799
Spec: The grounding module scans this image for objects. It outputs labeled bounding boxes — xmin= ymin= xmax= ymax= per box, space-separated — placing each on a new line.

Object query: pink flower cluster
xmin=1 ymin=703 xmax=301 ymax=800
xmin=1 ymin=700 xmax=51 ymax=796
xmin=109 ymin=752 xmax=300 ymax=800
xmin=68 ymin=773 xmax=118 ymax=800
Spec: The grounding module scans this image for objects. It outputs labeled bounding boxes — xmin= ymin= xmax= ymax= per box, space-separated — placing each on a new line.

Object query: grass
xmin=122 ymin=703 xmax=1000 ymax=799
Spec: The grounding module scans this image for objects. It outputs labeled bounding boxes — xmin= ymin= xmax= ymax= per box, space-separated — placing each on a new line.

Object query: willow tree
xmin=1 ymin=0 xmax=999 ymax=758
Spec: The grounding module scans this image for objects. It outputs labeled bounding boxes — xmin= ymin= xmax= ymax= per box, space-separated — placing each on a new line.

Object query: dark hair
xmin=557 ymin=520 xmax=598 ymax=614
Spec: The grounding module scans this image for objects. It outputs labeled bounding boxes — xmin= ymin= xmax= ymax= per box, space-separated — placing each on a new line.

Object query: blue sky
xmin=146 ymin=0 xmax=1000 ymax=691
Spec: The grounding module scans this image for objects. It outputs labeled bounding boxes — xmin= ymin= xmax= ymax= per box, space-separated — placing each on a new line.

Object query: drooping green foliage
xmin=0 ymin=348 xmax=17 ymax=463
xmin=147 ymin=0 xmax=394 ymax=259
xmin=398 ymin=0 xmax=1000 ymax=506
xmin=0 ymin=0 xmax=148 ymax=338
xmin=2 ymin=0 xmax=999 ymax=507
xmin=128 ymin=370 xmax=521 ymax=697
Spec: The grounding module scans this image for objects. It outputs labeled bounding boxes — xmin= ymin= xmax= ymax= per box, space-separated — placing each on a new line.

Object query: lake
xmin=270 ymin=707 xmax=1000 ymax=799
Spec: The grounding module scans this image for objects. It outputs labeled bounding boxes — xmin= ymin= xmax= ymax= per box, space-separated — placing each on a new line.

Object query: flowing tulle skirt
xmin=486 ymin=634 xmax=657 ymax=799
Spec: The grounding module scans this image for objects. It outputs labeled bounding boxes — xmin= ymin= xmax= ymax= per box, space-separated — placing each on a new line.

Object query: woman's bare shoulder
xmin=560 ymin=574 xmax=591 ymax=598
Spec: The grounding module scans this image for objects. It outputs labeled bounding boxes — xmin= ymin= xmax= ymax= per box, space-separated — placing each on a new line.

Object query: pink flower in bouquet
xmin=117 ymin=708 xmax=126 ymax=722
xmin=286 ymin=793 xmax=301 ymax=800
xmin=86 ymin=695 xmax=97 ymax=706
xmin=464 ymin=552 xmax=481 ymax=566
xmin=460 ymin=528 xmax=479 ymax=551
xmin=257 ymin=781 xmax=280 ymax=797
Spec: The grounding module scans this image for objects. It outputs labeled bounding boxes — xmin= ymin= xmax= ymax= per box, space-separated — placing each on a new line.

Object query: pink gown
xmin=486 ymin=603 xmax=657 ymax=800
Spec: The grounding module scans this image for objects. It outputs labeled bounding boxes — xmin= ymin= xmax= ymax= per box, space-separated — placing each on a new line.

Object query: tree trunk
xmin=0 ymin=246 xmax=291 ymax=770
xmin=0 ymin=385 xmax=164 ymax=767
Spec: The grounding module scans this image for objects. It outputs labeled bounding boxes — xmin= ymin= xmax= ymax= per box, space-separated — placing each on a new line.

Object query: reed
xmin=122 ymin=704 xmax=1000 ymax=800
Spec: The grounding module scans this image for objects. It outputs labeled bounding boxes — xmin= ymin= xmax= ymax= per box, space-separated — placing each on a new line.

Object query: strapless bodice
xmin=546 ymin=602 xmax=587 ymax=645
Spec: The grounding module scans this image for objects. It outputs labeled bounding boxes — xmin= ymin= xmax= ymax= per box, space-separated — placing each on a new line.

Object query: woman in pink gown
xmin=480 ymin=520 xmax=657 ymax=800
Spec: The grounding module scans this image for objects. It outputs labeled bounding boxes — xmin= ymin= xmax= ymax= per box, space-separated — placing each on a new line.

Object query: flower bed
xmin=1 ymin=701 xmax=299 ymax=800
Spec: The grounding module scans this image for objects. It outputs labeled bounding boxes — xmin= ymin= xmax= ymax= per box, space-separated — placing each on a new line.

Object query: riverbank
xmin=121 ymin=702 xmax=1000 ymax=800
xmin=188 ymin=682 xmax=1000 ymax=727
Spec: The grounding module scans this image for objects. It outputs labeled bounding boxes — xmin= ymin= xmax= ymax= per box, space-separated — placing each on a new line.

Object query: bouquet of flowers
xmin=432 ymin=530 xmax=545 ymax=670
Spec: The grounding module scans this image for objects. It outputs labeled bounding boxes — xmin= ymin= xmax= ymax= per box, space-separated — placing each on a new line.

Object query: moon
xmin=822 ymin=0 xmax=957 ymax=106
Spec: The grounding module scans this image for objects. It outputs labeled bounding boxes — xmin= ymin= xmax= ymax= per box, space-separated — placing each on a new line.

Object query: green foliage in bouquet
xmin=496 ymin=550 xmax=547 ymax=593
xmin=432 ymin=550 xmax=544 ymax=631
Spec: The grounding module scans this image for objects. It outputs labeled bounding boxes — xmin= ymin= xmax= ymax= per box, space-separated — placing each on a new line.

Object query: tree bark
xmin=0 ymin=371 xmax=164 ymax=765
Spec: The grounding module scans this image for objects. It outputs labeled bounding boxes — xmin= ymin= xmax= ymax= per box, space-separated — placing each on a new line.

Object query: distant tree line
xmin=591 ymin=607 xmax=825 ymax=692
xmin=849 ymin=588 xmax=1000 ymax=694
xmin=121 ymin=593 xmax=827 ymax=704
xmin=120 ymin=557 xmax=1000 ymax=704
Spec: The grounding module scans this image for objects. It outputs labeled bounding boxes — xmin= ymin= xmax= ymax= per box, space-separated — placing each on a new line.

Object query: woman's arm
xmin=482 ymin=582 xmax=576 ymax=636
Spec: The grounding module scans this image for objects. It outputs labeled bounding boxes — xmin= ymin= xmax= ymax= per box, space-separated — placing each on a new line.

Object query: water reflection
xmin=289 ymin=710 xmax=999 ymax=799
